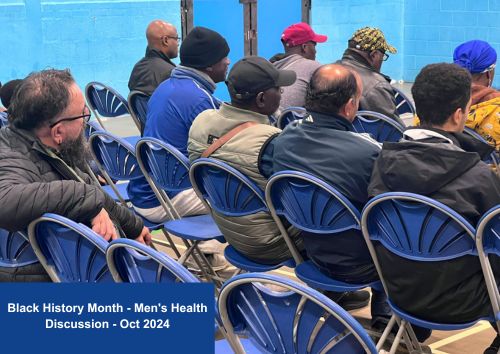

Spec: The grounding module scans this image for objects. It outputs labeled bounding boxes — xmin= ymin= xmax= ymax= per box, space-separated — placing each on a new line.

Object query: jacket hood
xmin=376 ymin=129 xmax=483 ymax=194
xmin=170 ymin=66 xmax=216 ymax=93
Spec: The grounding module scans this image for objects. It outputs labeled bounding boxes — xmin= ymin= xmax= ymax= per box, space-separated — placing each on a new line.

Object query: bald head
xmin=305 ymin=64 xmax=361 ymax=119
xmin=146 ymin=20 xmax=179 ymax=59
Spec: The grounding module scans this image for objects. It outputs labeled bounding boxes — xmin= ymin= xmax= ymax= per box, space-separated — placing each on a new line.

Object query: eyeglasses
xmin=49 ymin=110 xmax=91 ymax=128
xmin=379 ymin=50 xmax=389 ymax=61
xmin=163 ymin=35 xmax=181 ymax=42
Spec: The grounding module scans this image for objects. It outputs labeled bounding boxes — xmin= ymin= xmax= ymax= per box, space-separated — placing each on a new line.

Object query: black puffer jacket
xmin=368 ymin=128 xmax=500 ymax=323
xmin=338 ymin=49 xmax=403 ymax=125
xmin=0 ymin=126 xmax=144 ymax=237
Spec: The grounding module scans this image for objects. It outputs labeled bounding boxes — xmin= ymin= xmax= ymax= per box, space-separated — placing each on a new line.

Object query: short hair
xmin=305 ymin=66 xmax=358 ymax=114
xmin=0 ymin=79 xmax=23 ymax=108
xmin=412 ymin=63 xmax=471 ymax=127
xmin=9 ymin=69 xmax=75 ymax=131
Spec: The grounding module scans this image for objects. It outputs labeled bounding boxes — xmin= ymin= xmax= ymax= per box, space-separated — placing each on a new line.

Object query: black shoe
xmin=326 ymin=290 xmax=370 ymax=311
xmin=484 ymin=335 xmax=500 ymax=354
xmin=370 ymin=316 xmax=432 ymax=343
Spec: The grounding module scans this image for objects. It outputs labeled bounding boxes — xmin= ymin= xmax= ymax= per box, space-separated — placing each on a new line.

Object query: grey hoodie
xmin=272 ymin=54 xmax=322 ymax=114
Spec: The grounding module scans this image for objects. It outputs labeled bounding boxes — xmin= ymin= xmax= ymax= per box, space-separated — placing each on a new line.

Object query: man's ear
xmin=450 ymin=106 xmax=464 ymax=127
xmin=50 ymin=124 xmax=64 ymax=145
xmin=255 ymin=92 xmax=265 ymax=108
xmin=205 ymin=66 xmax=213 ymax=72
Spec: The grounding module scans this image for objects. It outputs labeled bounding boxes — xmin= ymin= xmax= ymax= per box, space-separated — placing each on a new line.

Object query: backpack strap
xmin=201 ymin=121 xmax=258 ymax=158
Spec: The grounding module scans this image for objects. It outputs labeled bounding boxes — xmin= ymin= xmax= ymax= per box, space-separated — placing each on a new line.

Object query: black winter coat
xmin=368 ymin=128 xmax=500 ymax=323
xmin=0 ymin=126 xmax=144 ymax=237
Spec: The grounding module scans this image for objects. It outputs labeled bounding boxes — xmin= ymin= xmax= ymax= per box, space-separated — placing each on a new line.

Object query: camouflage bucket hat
xmin=351 ymin=27 xmax=397 ymax=54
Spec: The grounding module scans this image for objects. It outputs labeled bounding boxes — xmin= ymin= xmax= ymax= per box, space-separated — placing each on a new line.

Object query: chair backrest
xmin=189 ymin=158 xmax=268 ymax=217
xmin=136 ymin=137 xmax=192 ymax=194
xmin=127 ymin=90 xmax=150 ymax=135
xmin=27 ymin=213 xmax=112 ymax=282
xmin=89 ymin=131 xmax=142 ymax=181
xmin=218 ymin=273 xmax=378 ymax=354
xmin=85 ymin=82 xmax=130 ymax=125
xmin=0 ymin=229 xmax=38 ymax=268
xmin=463 ymin=127 xmax=499 ymax=166
xmin=361 ymin=192 xmax=476 ymax=263
xmin=352 ymin=110 xmax=405 ymax=143
xmin=85 ymin=119 xmax=105 ymax=139
xmin=106 ymin=239 xmax=199 ymax=283
xmin=392 ymin=86 xmax=415 ymax=116
xmin=277 ymin=106 xmax=309 ymax=130
xmin=266 ymin=170 xmax=361 ymax=234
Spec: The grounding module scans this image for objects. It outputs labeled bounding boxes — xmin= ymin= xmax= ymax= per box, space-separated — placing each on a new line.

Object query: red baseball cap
xmin=281 ymin=23 xmax=328 ymax=47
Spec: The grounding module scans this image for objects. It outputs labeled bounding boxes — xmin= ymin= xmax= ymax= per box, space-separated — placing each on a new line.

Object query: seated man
xmin=271 ymin=64 xmax=386 ymax=323
xmin=0 ymin=69 xmax=151 ymax=282
xmin=454 ymin=39 xmax=500 ymax=150
xmin=270 ymin=22 xmax=327 ymax=113
xmin=188 ymin=56 xmax=303 ymax=264
xmin=338 ymin=27 xmax=403 ymax=125
xmin=128 ymin=20 xmax=179 ymax=96
xmin=128 ymin=26 xmax=230 ymax=222
xmin=368 ymin=63 xmax=500 ymax=350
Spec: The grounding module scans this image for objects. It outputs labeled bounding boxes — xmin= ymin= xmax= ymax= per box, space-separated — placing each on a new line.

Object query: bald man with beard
xmin=128 ymin=20 xmax=180 ymax=95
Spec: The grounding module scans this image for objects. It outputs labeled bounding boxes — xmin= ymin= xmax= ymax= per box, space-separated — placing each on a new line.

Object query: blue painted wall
xmin=312 ymin=0 xmax=500 ymax=87
xmin=2 ymin=0 xmax=499 ymax=97
xmin=0 ymin=0 xmax=181 ymax=98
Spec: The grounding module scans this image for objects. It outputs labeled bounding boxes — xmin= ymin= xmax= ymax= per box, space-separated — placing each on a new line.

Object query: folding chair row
xmin=25 ymin=216 xmax=379 ymax=354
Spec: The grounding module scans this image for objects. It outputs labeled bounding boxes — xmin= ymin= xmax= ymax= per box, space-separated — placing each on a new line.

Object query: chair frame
xmin=27 ymin=213 xmax=110 ymax=283
xmin=361 ymin=192 xmax=485 ymax=354
xmin=218 ymin=272 xmax=378 ymax=354
xmin=265 ymin=170 xmax=381 ymax=292
xmin=189 ymin=158 xmax=294 ymax=273
xmin=476 ymin=205 xmax=500 ymax=332
xmin=136 ymin=139 xmax=225 ymax=285
xmin=85 ymin=81 xmax=130 ymax=129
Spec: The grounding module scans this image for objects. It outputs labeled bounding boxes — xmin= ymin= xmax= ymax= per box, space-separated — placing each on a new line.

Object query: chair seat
xmin=388 ymin=299 xmax=493 ymax=331
xmin=215 ymin=337 xmax=262 ymax=353
xmin=295 ymin=260 xmax=379 ymax=292
xmin=163 ymin=214 xmax=225 ymax=242
xmin=224 ymin=245 xmax=295 ymax=272
xmin=102 ymin=182 xmax=129 ymax=202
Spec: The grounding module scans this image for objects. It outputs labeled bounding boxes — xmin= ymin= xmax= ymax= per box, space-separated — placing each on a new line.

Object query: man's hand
xmin=91 ymin=208 xmax=119 ymax=241
xmin=135 ymin=226 xmax=152 ymax=246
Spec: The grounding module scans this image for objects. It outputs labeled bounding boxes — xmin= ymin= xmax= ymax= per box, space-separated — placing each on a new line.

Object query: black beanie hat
xmin=180 ymin=27 xmax=230 ymax=69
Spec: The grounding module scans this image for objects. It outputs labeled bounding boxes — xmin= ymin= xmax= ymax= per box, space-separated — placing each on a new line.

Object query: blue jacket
xmin=128 ymin=66 xmax=221 ymax=209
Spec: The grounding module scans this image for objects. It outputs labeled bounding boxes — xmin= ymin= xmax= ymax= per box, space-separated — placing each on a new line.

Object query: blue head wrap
xmin=453 ymin=40 xmax=497 ymax=74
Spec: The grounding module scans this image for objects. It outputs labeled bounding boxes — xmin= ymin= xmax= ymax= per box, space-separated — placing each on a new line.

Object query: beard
xmin=59 ymin=130 xmax=91 ymax=171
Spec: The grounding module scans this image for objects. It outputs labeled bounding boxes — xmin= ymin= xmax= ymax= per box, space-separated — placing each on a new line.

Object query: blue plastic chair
xmin=476 ymin=205 xmax=500 ymax=332
xmin=277 ymin=106 xmax=309 ymax=130
xmin=361 ymin=192 xmax=493 ymax=353
xmin=215 ymin=273 xmax=378 ymax=354
xmin=89 ymin=131 xmax=142 ymax=205
xmin=265 ymin=170 xmax=381 ymax=293
xmin=392 ymin=86 xmax=415 ymax=116
xmin=85 ymin=81 xmax=130 ymax=128
xmin=127 ymin=90 xmax=150 ymax=135
xmin=352 ymin=110 xmax=405 ymax=143
xmin=463 ymin=126 xmax=499 ymax=168
xmin=0 ymin=229 xmax=38 ymax=268
xmin=0 ymin=111 xmax=9 ymax=127
xmin=189 ymin=158 xmax=295 ymax=273
xmin=27 ymin=213 xmax=113 ymax=282
xmin=136 ymin=138 xmax=226 ymax=283
xmin=106 ymin=238 xmax=199 ymax=283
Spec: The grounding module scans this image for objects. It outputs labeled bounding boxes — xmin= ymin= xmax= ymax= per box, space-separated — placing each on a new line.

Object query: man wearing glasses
xmin=128 ymin=20 xmax=180 ymax=96
xmin=0 ymin=69 xmax=151 ymax=281
xmin=338 ymin=27 xmax=402 ymax=125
